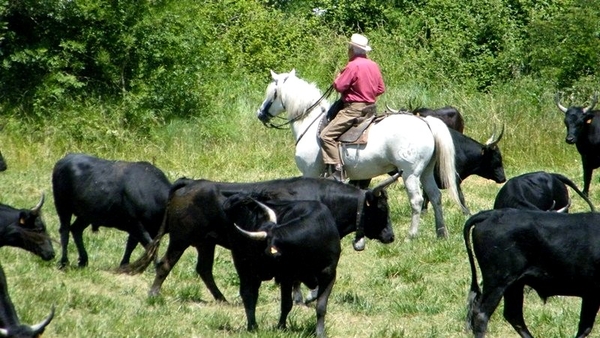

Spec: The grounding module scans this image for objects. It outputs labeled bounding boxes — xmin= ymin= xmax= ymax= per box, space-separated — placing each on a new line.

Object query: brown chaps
xmin=319 ymin=102 xmax=368 ymax=165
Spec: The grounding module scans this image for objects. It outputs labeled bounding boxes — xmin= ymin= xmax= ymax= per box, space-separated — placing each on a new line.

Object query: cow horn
xmin=252 ymin=199 xmax=277 ymax=223
xmin=30 ymin=305 xmax=55 ymax=334
xmin=30 ymin=193 xmax=45 ymax=215
xmin=554 ymin=92 xmax=568 ymax=113
xmin=485 ymin=125 xmax=504 ymax=147
xmin=0 ymin=328 xmax=7 ymax=337
xmin=555 ymin=198 xmax=572 ymax=213
xmin=583 ymin=92 xmax=598 ymax=113
xmin=233 ymin=223 xmax=268 ymax=240
xmin=386 ymin=103 xmax=399 ymax=114
xmin=371 ymin=172 xmax=401 ymax=196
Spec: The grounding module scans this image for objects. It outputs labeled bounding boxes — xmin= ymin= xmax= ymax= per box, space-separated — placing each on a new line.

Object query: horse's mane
xmin=280 ymin=75 xmax=330 ymax=119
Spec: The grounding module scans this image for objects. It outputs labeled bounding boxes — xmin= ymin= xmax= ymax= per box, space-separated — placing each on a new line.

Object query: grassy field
xmin=0 ymin=84 xmax=598 ymax=337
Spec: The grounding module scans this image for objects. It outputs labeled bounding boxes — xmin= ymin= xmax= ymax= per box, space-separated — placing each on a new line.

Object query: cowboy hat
xmin=348 ymin=33 xmax=372 ymax=52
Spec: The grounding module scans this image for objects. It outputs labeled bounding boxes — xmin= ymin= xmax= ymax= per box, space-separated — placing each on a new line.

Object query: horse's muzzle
xmin=257 ymin=110 xmax=271 ymax=124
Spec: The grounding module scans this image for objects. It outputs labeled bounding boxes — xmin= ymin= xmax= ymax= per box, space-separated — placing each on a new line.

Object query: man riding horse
xmin=320 ymin=33 xmax=386 ymax=181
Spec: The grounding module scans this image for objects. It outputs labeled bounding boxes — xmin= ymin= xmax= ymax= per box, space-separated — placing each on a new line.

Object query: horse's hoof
xmin=353 ymin=237 xmax=366 ymax=251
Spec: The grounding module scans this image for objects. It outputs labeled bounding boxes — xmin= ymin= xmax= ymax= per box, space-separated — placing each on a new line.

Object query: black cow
xmin=0 ymin=263 xmax=54 ymax=338
xmin=0 ymin=195 xmax=54 ymax=337
xmin=556 ymin=92 xmax=599 ymax=196
xmin=127 ymin=174 xmax=398 ymax=303
xmin=413 ymin=106 xmax=465 ymax=133
xmin=494 ymin=171 xmax=595 ymax=212
xmin=0 ymin=151 xmax=6 ymax=172
xmin=465 ymin=209 xmax=600 ymax=337
xmin=386 ymin=104 xmax=465 ymax=133
xmin=222 ymin=193 xmax=340 ymax=337
xmin=0 ymin=194 xmax=54 ymax=261
xmin=52 ymin=153 xmax=171 ymax=269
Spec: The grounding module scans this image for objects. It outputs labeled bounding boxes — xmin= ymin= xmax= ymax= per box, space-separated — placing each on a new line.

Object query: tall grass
xmin=0 ymin=79 xmax=597 ymax=337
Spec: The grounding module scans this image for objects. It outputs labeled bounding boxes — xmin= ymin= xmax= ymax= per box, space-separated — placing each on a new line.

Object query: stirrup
xmin=324 ymin=164 xmax=345 ymax=182
xmin=327 ymin=170 xmax=343 ymax=182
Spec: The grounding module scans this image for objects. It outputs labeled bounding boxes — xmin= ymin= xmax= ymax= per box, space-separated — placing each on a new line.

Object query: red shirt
xmin=333 ymin=55 xmax=385 ymax=104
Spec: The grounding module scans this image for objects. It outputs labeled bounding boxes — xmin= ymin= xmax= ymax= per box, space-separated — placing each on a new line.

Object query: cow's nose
xmin=384 ymin=233 xmax=395 ymax=244
xmin=565 ymin=136 xmax=576 ymax=144
xmin=42 ymin=252 xmax=56 ymax=261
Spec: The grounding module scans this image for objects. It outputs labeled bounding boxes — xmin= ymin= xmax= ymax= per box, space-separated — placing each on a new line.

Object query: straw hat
xmin=348 ymin=33 xmax=372 ymax=52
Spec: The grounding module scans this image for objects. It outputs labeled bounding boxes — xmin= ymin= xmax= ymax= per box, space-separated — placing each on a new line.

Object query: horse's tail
xmin=424 ymin=116 xmax=468 ymax=214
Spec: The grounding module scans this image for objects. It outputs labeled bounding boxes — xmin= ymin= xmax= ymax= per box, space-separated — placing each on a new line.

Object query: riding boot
xmin=324 ymin=164 xmax=344 ymax=182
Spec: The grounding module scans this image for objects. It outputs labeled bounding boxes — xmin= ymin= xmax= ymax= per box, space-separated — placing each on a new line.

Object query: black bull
xmin=555 ymin=92 xmax=600 ymax=196
xmin=222 ymin=194 xmax=340 ymax=337
xmin=126 ymin=175 xmax=398 ymax=302
xmin=0 ymin=263 xmax=54 ymax=338
xmin=465 ymin=209 xmax=600 ymax=337
xmin=493 ymin=171 xmax=595 ymax=212
xmin=0 ymin=194 xmax=54 ymax=337
xmin=52 ymin=153 xmax=171 ymax=269
xmin=412 ymin=106 xmax=465 ymax=133
xmin=0 ymin=194 xmax=54 ymax=261
xmin=386 ymin=104 xmax=465 ymax=133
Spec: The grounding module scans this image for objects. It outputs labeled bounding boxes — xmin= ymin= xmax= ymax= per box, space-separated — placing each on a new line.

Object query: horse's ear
xmin=270 ymin=69 xmax=278 ymax=80
xmin=289 ymin=69 xmax=296 ymax=77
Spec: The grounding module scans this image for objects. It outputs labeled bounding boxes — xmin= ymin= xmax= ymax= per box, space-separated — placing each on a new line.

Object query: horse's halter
xmin=259 ymin=80 xmax=334 ymax=130
xmin=259 ymin=71 xmax=333 ymax=129
xmin=258 ymin=79 xmax=289 ymax=129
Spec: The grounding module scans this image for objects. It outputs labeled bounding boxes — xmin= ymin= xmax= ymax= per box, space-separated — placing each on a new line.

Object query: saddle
xmin=320 ymin=104 xmax=384 ymax=145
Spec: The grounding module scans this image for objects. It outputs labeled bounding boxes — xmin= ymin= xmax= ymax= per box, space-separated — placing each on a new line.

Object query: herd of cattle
xmin=0 ymin=94 xmax=599 ymax=337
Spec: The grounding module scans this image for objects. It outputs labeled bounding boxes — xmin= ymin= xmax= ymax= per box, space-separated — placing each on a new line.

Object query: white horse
xmin=256 ymin=69 xmax=467 ymax=238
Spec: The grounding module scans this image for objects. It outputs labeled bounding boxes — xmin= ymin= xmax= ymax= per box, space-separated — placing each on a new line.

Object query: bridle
xmin=260 ymin=83 xmax=335 ymax=130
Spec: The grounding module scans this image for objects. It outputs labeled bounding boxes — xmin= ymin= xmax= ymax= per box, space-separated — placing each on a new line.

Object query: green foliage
xmin=524 ymin=0 xmax=600 ymax=89
xmin=312 ymin=0 xmax=388 ymax=33
xmin=0 ymin=0 xmax=598 ymax=137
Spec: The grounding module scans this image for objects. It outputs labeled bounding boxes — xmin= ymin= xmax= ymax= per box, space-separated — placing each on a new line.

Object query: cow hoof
xmin=436 ymin=229 xmax=448 ymax=238
xmin=293 ymin=291 xmax=304 ymax=304
xmin=57 ymin=261 xmax=68 ymax=270
xmin=116 ymin=264 xmax=131 ymax=274
xmin=304 ymin=288 xmax=319 ymax=304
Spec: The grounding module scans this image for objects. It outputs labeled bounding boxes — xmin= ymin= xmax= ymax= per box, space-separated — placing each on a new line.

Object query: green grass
xmin=0 ymin=83 xmax=597 ymax=337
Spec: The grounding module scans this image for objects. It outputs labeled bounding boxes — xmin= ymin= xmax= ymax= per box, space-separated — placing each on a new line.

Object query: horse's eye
xmin=273 ymin=89 xmax=278 ymax=100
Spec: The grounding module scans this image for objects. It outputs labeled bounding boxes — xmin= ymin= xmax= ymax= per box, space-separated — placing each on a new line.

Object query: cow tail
xmin=424 ymin=116 xmax=469 ymax=214
xmin=124 ymin=199 xmax=170 ymax=275
xmin=555 ymin=173 xmax=596 ymax=212
xmin=463 ymin=213 xmax=484 ymax=332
